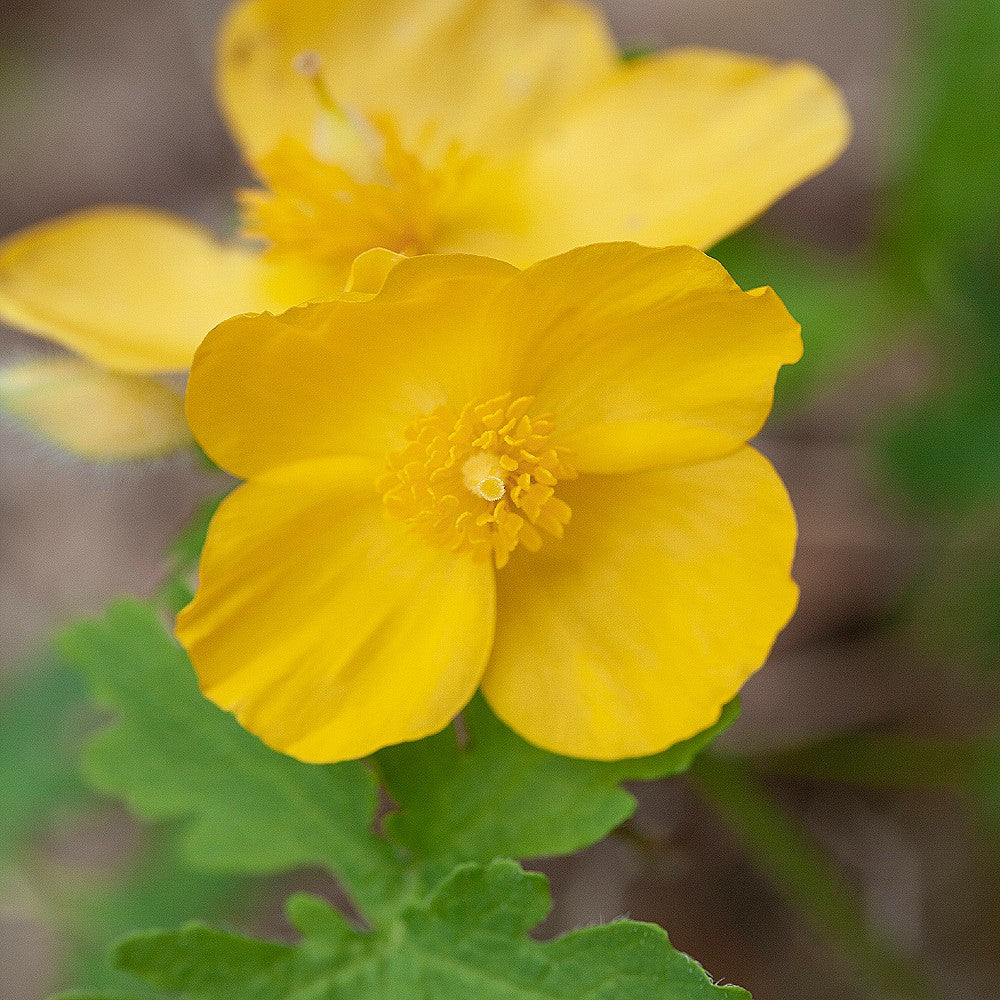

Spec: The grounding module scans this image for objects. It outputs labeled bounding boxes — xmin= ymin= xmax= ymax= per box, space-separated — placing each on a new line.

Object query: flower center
xmin=240 ymin=53 xmax=486 ymax=262
xmin=462 ymin=452 xmax=507 ymax=502
xmin=380 ymin=394 xmax=576 ymax=568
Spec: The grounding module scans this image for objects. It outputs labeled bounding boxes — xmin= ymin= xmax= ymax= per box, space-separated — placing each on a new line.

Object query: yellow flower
xmin=0 ymin=0 xmax=847 ymax=457
xmin=177 ymin=244 xmax=801 ymax=762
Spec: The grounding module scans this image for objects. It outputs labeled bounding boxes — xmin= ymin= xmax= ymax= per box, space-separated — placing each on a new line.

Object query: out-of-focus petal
xmin=0 ymin=209 xmax=280 ymax=371
xmin=515 ymin=48 xmax=851 ymax=257
xmin=0 ymin=358 xmax=190 ymax=459
xmin=218 ymin=0 xmax=616 ymax=160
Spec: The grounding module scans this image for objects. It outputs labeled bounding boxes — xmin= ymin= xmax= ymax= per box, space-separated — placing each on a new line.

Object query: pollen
xmin=379 ymin=394 xmax=576 ymax=568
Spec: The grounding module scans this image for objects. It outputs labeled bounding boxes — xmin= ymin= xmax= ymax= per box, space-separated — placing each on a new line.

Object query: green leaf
xmin=712 ymin=230 xmax=903 ymax=412
xmin=63 ymin=833 xmax=245 ymax=997
xmin=62 ymin=860 xmax=748 ymax=1000
xmin=62 ymin=599 xmax=408 ymax=922
xmin=0 ymin=654 xmax=90 ymax=867
xmin=377 ymin=695 xmax=737 ymax=878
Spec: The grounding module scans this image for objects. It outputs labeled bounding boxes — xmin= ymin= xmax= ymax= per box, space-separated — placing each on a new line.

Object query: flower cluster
xmin=0 ymin=0 xmax=850 ymax=763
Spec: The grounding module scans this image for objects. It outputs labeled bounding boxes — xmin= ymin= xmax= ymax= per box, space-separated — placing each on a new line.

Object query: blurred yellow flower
xmin=0 ymin=0 xmax=847 ymax=458
xmin=177 ymin=244 xmax=801 ymax=762
xmin=0 ymin=358 xmax=191 ymax=461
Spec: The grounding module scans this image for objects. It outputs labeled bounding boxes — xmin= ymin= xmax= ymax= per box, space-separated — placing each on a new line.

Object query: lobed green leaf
xmin=59 ymin=860 xmax=748 ymax=1000
xmin=378 ymin=695 xmax=737 ymax=880
xmin=61 ymin=600 xmax=408 ymax=922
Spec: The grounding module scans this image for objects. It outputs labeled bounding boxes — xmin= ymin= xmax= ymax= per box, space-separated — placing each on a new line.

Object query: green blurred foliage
xmin=878 ymin=0 xmax=1000 ymax=521
xmin=906 ymin=515 xmax=1000 ymax=672
xmin=879 ymin=240 xmax=1000 ymax=519
xmin=691 ymin=755 xmax=936 ymax=999
xmin=883 ymin=0 xmax=999 ymax=310
xmin=757 ymin=728 xmax=1000 ymax=841
xmin=0 ymin=656 xmax=89 ymax=869
xmin=873 ymin=0 xmax=1000 ymax=686
xmin=66 ymin=835 xmax=239 ymax=997
xmin=714 ymin=231 xmax=902 ymax=413
xmin=0 ymin=649 xmax=247 ymax=996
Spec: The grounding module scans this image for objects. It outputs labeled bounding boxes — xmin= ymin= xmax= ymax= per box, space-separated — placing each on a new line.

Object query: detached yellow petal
xmin=483 ymin=447 xmax=798 ymax=759
xmin=516 ymin=48 xmax=851 ymax=257
xmin=218 ymin=0 xmax=616 ymax=160
xmin=187 ymin=253 xmax=517 ymax=478
xmin=0 ymin=358 xmax=190 ymax=460
xmin=496 ymin=243 xmax=801 ymax=473
xmin=0 ymin=209 xmax=278 ymax=371
xmin=176 ymin=456 xmax=495 ymax=763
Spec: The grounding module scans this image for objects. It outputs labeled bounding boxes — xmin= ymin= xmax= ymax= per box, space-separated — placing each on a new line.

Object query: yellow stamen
xmin=379 ymin=394 xmax=576 ymax=567
xmin=242 ymin=55 xmax=488 ymax=260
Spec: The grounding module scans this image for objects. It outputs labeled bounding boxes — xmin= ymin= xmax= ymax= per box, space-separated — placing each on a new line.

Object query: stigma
xmin=462 ymin=452 xmax=507 ymax=502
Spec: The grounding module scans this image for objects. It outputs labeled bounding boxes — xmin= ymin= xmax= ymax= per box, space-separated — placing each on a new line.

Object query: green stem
xmin=757 ymin=734 xmax=982 ymax=791
xmin=689 ymin=754 xmax=938 ymax=1000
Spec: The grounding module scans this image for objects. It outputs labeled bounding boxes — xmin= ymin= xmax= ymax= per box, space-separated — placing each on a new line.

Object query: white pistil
xmin=292 ymin=50 xmax=387 ymax=176
xmin=462 ymin=452 xmax=506 ymax=502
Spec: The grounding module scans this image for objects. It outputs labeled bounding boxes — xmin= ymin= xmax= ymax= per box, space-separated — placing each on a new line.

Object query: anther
xmin=383 ymin=397 xmax=575 ymax=566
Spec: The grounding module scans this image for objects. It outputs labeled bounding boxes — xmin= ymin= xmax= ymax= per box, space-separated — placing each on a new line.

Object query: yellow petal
xmin=515 ymin=48 xmax=851 ymax=257
xmin=482 ymin=447 xmax=798 ymax=760
xmin=0 ymin=358 xmax=190 ymax=460
xmin=176 ymin=456 xmax=495 ymax=762
xmin=345 ymin=247 xmax=406 ymax=296
xmin=496 ymin=243 xmax=801 ymax=473
xmin=187 ymin=253 xmax=517 ymax=478
xmin=218 ymin=0 xmax=616 ymax=161
xmin=0 ymin=208 xmax=280 ymax=371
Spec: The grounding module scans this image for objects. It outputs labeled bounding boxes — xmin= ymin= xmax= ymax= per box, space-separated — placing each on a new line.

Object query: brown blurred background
xmin=1 ymin=2 xmax=996 ymax=998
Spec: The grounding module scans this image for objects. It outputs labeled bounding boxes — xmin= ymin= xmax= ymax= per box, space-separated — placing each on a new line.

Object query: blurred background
xmin=1 ymin=1 xmax=997 ymax=998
